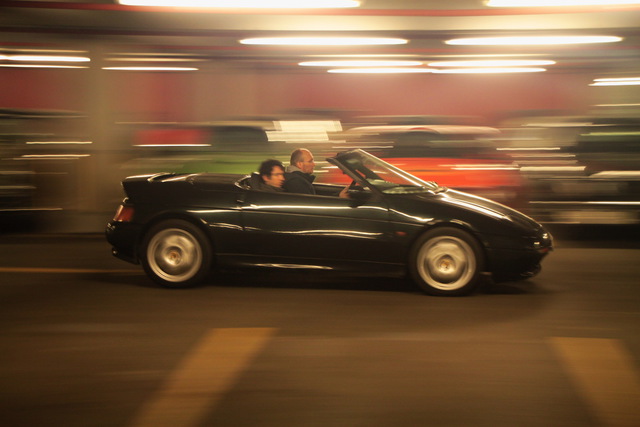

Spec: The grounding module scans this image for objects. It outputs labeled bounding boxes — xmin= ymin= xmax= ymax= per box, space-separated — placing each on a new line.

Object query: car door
xmin=237 ymin=188 xmax=395 ymax=267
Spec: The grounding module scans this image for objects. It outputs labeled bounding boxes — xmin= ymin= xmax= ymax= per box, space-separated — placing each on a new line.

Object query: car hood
xmin=416 ymin=187 xmax=542 ymax=230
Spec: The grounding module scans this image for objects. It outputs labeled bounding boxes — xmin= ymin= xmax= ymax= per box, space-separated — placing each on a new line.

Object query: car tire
xmin=410 ymin=227 xmax=483 ymax=296
xmin=140 ymin=219 xmax=212 ymax=288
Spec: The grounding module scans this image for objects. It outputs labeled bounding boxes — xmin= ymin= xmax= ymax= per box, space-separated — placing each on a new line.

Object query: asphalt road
xmin=1 ymin=227 xmax=639 ymax=427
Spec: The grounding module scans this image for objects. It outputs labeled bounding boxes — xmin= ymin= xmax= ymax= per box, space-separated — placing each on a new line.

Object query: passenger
xmin=250 ymin=159 xmax=285 ymax=192
xmin=283 ymin=148 xmax=316 ymax=195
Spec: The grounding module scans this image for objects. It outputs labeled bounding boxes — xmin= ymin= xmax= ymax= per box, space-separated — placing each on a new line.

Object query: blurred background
xmin=1 ymin=0 xmax=640 ymax=232
xmin=2 ymin=5 xmax=640 ymax=427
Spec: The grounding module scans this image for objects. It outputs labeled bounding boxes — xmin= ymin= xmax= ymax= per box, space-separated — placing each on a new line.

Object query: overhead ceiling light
xmin=431 ymin=67 xmax=547 ymax=74
xmin=102 ymin=66 xmax=198 ymax=71
xmin=428 ymin=59 xmax=555 ymax=67
xmin=1 ymin=49 xmax=86 ymax=54
xmin=118 ymin=0 xmax=360 ymax=8
xmin=0 ymin=64 xmax=88 ymax=69
xmin=26 ymin=141 xmax=93 ymax=145
xmin=595 ymin=103 xmax=640 ymax=107
xmin=429 ymin=54 xmax=547 ymax=58
xmin=594 ymin=77 xmax=640 ymax=82
xmin=300 ymin=60 xmax=422 ymax=67
xmin=133 ymin=144 xmax=212 ymax=147
xmin=240 ymin=37 xmax=408 ymax=46
xmin=303 ymin=54 xmax=419 ymax=58
xmin=487 ymin=0 xmax=640 ymax=6
xmin=591 ymin=77 xmax=640 ymax=86
xmin=107 ymin=57 xmax=202 ymax=62
xmin=0 ymin=54 xmax=90 ymax=62
xmin=328 ymin=68 xmax=431 ymax=74
xmin=445 ymin=36 xmax=622 ymax=45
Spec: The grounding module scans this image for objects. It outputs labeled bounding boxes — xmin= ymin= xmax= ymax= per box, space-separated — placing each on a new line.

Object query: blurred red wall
xmin=0 ymin=67 xmax=592 ymax=123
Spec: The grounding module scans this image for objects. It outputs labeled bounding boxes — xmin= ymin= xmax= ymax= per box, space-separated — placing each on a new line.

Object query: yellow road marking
xmin=550 ymin=337 xmax=640 ymax=427
xmin=0 ymin=267 xmax=140 ymax=274
xmin=129 ymin=327 xmax=276 ymax=427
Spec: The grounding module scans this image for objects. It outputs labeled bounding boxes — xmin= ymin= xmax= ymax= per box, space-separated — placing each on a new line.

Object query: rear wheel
xmin=141 ymin=219 xmax=212 ymax=288
xmin=410 ymin=227 xmax=483 ymax=296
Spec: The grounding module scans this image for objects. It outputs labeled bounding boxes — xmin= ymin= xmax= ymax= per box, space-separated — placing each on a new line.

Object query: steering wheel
xmin=348 ymin=179 xmax=363 ymax=191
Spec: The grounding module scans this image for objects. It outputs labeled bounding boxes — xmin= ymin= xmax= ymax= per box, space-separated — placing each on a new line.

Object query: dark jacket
xmin=249 ymin=173 xmax=284 ymax=192
xmin=283 ymin=170 xmax=316 ymax=195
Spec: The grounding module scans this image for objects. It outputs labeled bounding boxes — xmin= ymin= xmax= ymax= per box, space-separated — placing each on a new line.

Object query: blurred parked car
xmin=321 ymin=115 xmax=525 ymax=209
xmin=0 ymin=108 xmax=87 ymax=225
xmin=118 ymin=114 xmax=343 ymax=177
xmin=0 ymin=139 xmax=36 ymax=217
xmin=498 ymin=116 xmax=640 ymax=224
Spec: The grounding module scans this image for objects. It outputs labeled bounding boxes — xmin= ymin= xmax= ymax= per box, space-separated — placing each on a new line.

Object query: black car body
xmin=106 ymin=150 xmax=552 ymax=296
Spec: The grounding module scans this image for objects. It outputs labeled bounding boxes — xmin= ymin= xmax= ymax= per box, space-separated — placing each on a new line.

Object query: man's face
xmin=297 ymin=150 xmax=315 ymax=174
xmin=263 ymin=165 xmax=285 ymax=188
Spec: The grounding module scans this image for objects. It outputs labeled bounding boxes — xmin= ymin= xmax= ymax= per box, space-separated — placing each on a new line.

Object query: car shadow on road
xmin=95 ymin=268 xmax=545 ymax=298
xmin=212 ymin=269 xmax=419 ymax=294
xmin=483 ymin=280 xmax=543 ymax=295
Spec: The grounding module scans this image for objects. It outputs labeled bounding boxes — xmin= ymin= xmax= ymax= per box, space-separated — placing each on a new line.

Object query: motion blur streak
xmin=129 ymin=328 xmax=276 ymax=427
xmin=550 ymin=337 xmax=640 ymax=427
xmin=0 ymin=267 xmax=138 ymax=274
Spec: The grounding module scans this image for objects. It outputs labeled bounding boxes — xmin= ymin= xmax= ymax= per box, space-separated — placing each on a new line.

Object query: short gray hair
xmin=290 ymin=148 xmax=310 ymax=166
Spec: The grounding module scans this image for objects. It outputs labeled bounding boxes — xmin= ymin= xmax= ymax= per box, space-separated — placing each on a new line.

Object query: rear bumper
xmin=105 ymin=221 xmax=142 ymax=265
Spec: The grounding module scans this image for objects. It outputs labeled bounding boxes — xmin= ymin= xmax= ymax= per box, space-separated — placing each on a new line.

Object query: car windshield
xmin=333 ymin=150 xmax=441 ymax=194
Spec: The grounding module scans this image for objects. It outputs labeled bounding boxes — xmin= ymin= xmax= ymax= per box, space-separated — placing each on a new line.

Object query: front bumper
xmin=486 ymin=228 xmax=553 ymax=282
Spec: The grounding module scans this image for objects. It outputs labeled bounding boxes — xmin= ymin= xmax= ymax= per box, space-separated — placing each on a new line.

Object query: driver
xmin=284 ymin=148 xmax=351 ymax=198
xmin=283 ymin=148 xmax=316 ymax=195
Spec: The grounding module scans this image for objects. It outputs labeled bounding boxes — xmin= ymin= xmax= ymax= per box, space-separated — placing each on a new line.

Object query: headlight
xmin=533 ymin=231 xmax=553 ymax=251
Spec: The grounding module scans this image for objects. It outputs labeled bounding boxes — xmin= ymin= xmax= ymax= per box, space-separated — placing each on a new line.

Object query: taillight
xmin=113 ymin=205 xmax=134 ymax=222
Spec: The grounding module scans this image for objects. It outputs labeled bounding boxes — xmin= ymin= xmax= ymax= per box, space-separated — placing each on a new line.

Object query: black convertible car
xmin=106 ymin=150 xmax=552 ymax=296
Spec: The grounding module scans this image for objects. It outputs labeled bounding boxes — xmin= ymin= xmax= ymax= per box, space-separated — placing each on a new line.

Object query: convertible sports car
xmin=106 ymin=150 xmax=552 ymax=296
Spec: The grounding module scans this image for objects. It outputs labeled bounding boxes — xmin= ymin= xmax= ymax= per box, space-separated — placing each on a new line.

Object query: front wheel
xmin=140 ymin=219 xmax=212 ymax=288
xmin=410 ymin=227 xmax=484 ymax=296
